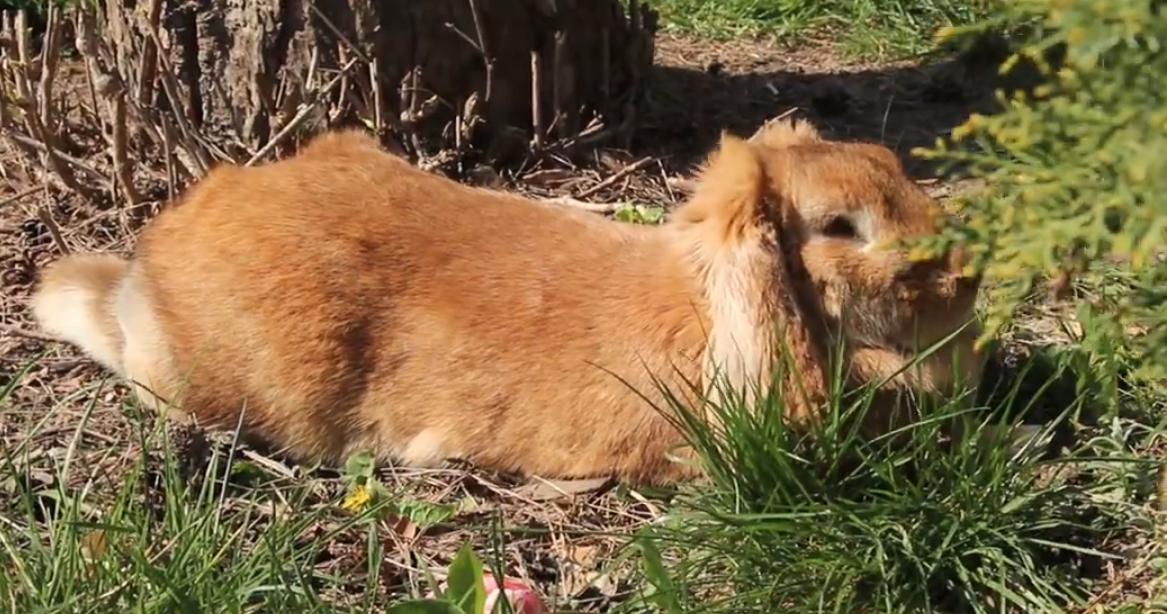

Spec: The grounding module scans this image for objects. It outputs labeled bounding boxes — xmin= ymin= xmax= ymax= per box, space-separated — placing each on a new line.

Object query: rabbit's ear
xmin=748 ymin=117 xmax=822 ymax=150
xmin=671 ymin=132 xmax=771 ymax=248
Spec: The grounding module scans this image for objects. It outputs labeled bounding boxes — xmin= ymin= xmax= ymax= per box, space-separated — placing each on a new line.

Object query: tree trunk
xmin=95 ymin=0 xmax=657 ymax=168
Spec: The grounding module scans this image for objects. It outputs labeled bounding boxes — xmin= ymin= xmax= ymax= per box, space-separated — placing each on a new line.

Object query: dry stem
xmin=530 ymin=51 xmax=544 ymax=148
xmin=37 ymin=203 xmax=71 ymax=255
xmin=7 ymin=10 xmax=102 ymax=201
xmin=575 ymin=156 xmax=655 ymax=198
xmin=466 ymin=0 xmax=494 ymax=103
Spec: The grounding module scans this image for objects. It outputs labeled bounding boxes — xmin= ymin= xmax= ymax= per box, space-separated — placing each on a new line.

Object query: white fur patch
xmin=698 ymin=241 xmax=774 ymax=404
xmin=114 ymin=265 xmax=178 ymax=413
xmin=400 ymin=428 xmax=453 ymax=467
xmin=30 ymin=281 xmax=122 ymax=373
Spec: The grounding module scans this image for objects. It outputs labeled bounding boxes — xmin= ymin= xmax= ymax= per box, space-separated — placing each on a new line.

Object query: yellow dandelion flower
xmin=342 ymin=483 xmax=372 ymax=512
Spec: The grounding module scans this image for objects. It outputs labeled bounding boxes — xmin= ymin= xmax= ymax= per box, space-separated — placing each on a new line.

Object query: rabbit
xmin=28 ymin=117 xmax=984 ymax=486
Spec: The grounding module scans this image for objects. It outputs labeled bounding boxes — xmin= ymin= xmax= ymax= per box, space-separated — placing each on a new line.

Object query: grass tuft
xmin=623 ymin=334 xmax=1163 ymax=613
xmin=0 ymin=378 xmax=406 ymax=612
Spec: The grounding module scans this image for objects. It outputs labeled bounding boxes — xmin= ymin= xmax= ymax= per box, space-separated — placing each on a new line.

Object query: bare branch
xmin=466 ymin=0 xmax=493 ymax=103
xmin=530 ymin=50 xmax=543 ymax=148
xmin=575 ymin=156 xmax=654 ymax=199
xmin=37 ymin=202 xmax=71 ymax=256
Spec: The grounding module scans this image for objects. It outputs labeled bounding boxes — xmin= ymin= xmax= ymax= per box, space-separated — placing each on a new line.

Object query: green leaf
xmin=399 ymin=498 xmax=457 ymax=528
xmin=635 ymin=537 xmax=685 ymax=614
xmin=445 ymin=543 xmax=487 ymax=614
xmin=640 ymin=206 xmax=665 ymax=223
xmin=344 ymin=451 xmax=376 ymax=479
xmin=614 ymin=204 xmax=638 ymax=223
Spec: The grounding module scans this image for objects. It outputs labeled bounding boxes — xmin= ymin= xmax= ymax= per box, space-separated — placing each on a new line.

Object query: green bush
xmin=919 ymin=0 xmax=1167 ymax=390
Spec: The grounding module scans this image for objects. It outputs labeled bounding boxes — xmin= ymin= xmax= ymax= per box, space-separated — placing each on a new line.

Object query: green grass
xmin=1 ymin=399 xmax=358 ymax=612
xmin=646 ymin=0 xmax=995 ymax=58
xmin=0 ymin=376 xmax=475 ymax=613
xmin=618 ymin=319 xmax=1167 ymax=614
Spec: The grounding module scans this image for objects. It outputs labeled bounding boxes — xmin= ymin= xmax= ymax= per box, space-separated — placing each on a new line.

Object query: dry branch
xmin=575 ymin=156 xmax=655 ymax=199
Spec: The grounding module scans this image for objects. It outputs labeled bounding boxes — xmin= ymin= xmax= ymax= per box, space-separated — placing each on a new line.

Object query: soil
xmin=0 ymin=31 xmax=1146 ymax=612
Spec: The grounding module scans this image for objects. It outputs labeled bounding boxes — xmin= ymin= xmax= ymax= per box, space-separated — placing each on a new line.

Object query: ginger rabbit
xmin=29 ymin=118 xmax=984 ymax=485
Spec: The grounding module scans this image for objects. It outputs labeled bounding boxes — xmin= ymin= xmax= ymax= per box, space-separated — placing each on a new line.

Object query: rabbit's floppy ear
xmin=671 ymin=131 xmax=772 ymax=248
xmin=669 ymin=132 xmax=830 ymax=416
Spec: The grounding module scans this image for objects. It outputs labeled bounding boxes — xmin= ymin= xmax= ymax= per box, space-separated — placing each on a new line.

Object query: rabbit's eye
xmin=821 ymin=216 xmax=859 ymax=239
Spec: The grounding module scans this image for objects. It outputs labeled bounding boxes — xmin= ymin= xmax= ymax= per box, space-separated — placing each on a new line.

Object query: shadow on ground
xmin=631 ymin=34 xmax=1030 ymax=179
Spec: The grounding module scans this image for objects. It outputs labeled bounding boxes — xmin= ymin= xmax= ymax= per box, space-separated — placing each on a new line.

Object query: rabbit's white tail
xmin=29 ymin=254 xmax=130 ymax=375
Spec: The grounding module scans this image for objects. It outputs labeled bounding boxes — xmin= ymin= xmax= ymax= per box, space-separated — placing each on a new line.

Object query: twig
xmin=37 ymin=2 xmax=61 ymax=127
xmin=112 ymin=93 xmax=143 ymax=208
xmin=552 ymin=30 xmax=567 ymax=139
xmin=369 ymin=57 xmax=383 ymax=134
xmin=547 ymin=121 xmax=615 ymax=155
xmin=307 ymin=4 xmax=370 ymax=64
xmin=245 ymin=105 xmax=317 ymax=167
xmin=0 ymin=185 xmax=38 ymax=208
xmin=239 ymin=449 xmax=297 ymax=480
xmin=141 ymin=21 xmax=212 ymax=176
xmin=747 ymin=108 xmax=800 ymax=142
xmin=336 ymin=44 xmax=352 ymax=122
xmin=466 ymin=0 xmax=493 ymax=103
xmin=244 ymin=57 xmax=360 ymax=167
xmin=162 ymin=113 xmax=176 ymax=200
xmin=575 ymin=156 xmax=655 ymax=199
xmin=76 ymin=13 xmax=107 ymax=146
xmin=37 ymin=204 xmax=71 ymax=255
xmin=666 ymin=176 xmax=698 ymax=194
xmin=4 ymin=132 xmax=107 ymax=182
xmin=530 ymin=50 xmax=543 ymax=147
xmin=10 ymin=11 xmax=101 ymax=201
xmin=657 ymin=160 xmax=679 ymax=204
xmin=134 ymin=0 xmax=163 ymax=106
xmin=0 ymin=322 xmax=57 ymax=343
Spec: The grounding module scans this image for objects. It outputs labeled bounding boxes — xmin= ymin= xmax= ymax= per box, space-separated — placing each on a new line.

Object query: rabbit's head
xmin=748 ymin=119 xmax=982 ymax=366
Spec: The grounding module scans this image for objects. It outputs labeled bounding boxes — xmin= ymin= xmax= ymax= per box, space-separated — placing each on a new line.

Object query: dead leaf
xmin=565 ymin=542 xmax=598 ymax=568
xmin=514 ymin=476 xmax=613 ymax=502
xmin=80 ymin=529 xmax=108 ymax=576
xmin=387 ymin=514 xmax=419 ymax=541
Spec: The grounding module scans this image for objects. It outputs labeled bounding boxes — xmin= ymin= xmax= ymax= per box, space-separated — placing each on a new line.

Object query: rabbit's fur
xmin=29 ymin=118 xmax=984 ymax=485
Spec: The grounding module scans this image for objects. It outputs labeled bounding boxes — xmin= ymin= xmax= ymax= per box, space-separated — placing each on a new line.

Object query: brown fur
xmin=29 ymin=120 xmax=984 ymax=485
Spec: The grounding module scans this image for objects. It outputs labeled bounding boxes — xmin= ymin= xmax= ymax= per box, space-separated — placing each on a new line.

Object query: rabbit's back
xmin=132 ymin=133 xmax=708 ymax=480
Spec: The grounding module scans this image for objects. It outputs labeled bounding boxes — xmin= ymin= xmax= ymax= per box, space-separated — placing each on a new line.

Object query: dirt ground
xmin=0 ymin=32 xmax=1073 ymax=610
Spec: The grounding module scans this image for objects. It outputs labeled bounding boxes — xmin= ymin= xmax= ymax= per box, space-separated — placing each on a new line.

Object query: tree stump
xmin=98 ymin=0 xmax=656 ymax=166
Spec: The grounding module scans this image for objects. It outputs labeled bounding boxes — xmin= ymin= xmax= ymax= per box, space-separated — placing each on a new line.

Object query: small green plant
xmin=340 ymin=450 xmax=390 ymax=512
xmin=388 ymin=544 xmax=491 ymax=614
xmin=614 ymin=203 xmax=666 ymax=225
xmin=340 ymin=450 xmax=456 ymax=528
